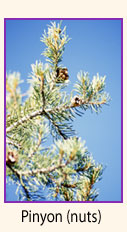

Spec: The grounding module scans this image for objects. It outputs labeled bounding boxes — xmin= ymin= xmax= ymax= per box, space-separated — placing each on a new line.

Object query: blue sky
xmin=6 ymin=19 xmax=122 ymax=202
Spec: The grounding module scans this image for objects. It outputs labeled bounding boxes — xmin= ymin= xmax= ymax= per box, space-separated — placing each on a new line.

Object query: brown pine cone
xmin=56 ymin=68 xmax=69 ymax=82
xmin=6 ymin=151 xmax=18 ymax=166
xmin=71 ymin=95 xmax=82 ymax=107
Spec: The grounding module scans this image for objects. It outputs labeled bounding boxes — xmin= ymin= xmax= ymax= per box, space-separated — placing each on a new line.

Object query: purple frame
xmin=4 ymin=18 xmax=123 ymax=203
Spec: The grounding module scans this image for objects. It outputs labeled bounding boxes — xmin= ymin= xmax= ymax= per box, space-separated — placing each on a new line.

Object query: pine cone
xmin=6 ymin=151 xmax=18 ymax=166
xmin=56 ymin=28 xmax=61 ymax=34
xmin=71 ymin=95 xmax=82 ymax=107
xmin=56 ymin=68 xmax=69 ymax=82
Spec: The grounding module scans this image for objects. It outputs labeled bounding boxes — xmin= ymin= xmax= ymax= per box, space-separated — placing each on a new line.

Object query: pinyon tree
xmin=6 ymin=21 xmax=110 ymax=201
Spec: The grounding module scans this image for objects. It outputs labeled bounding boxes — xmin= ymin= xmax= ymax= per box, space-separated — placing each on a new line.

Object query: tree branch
xmin=12 ymin=158 xmax=71 ymax=177
xmin=6 ymin=99 xmax=106 ymax=133
xmin=6 ymin=109 xmax=43 ymax=133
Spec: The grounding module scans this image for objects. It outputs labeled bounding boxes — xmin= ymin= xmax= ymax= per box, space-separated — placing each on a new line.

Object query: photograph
xmin=5 ymin=18 xmax=122 ymax=202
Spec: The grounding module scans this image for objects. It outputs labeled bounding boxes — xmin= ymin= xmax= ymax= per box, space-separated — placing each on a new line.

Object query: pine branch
xmin=47 ymin=98 xmax=106 ymax=112
xmin=12 ymin=158 xmax=71 ymax=177
xmin=6 ymin=21 xmax=109 ymax=201
xmin=6 ymin=109 xmax=43 ymax=133
xmin=6 ymin=98 xmax=106 ymax=133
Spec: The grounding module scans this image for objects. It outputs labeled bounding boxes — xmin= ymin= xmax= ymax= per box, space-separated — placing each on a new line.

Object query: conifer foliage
xmin=6 ymin=21 xmax=110 ymax=201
